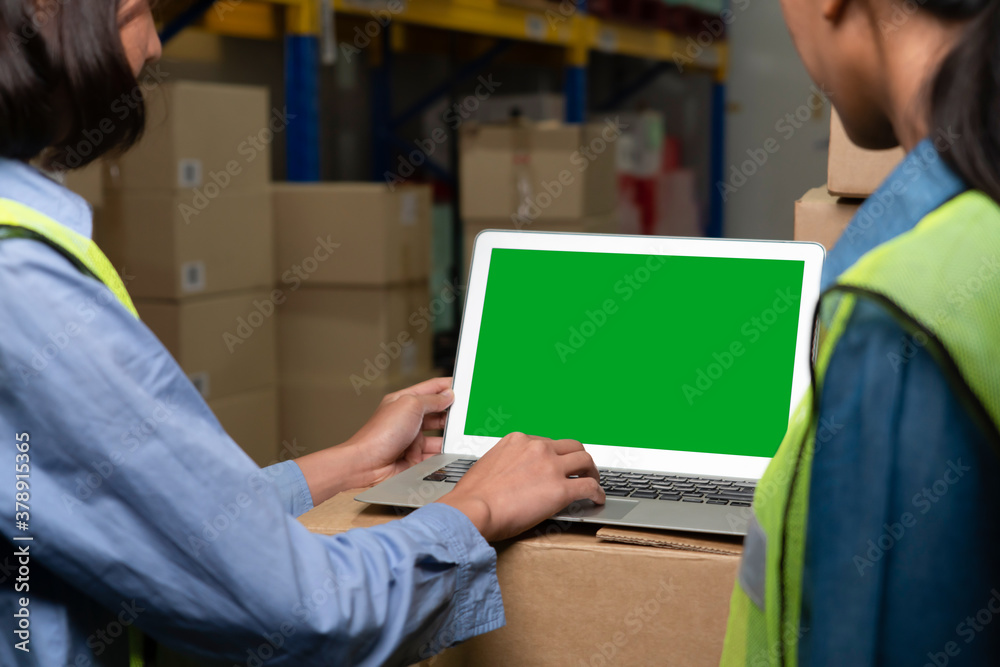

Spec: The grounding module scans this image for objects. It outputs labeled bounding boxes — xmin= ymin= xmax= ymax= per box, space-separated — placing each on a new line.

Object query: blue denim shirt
xmin=0 ymin=159 xmax=503 ymax=666
xmin=800 ymin=140 xmax=1000 ymax=664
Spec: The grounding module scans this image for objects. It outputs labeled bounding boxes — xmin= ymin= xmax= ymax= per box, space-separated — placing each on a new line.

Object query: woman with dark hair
xmin=0 ymin=2 xmax=605 ymax=665
xmin=721 ymin=0 xmax=1000 ymax=663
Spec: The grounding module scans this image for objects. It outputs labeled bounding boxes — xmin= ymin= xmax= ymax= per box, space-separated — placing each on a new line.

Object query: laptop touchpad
xmin=553 ymin=499 xmax=638 ymax=521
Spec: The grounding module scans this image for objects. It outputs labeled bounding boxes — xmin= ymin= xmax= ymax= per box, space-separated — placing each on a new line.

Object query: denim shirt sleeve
xmin=0 ymin=239 xmax=504 ymax=666
xmin=265 ymin=460 xmax=315 ymax=517
xmin=800 ymin=298 xmax=1000 ymax=666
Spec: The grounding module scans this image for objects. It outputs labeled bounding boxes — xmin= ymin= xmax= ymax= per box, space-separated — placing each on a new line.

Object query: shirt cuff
xmin=406 ymin=503 xmax=506 ymax=645
xmin=263 ymin=460 xmax=315 ymax=517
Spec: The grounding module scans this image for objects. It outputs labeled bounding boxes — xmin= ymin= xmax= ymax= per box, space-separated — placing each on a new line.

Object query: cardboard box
xmin=421 ymin=93 xmax=566 ymax=172
xmin=462 ymin=215 xmax=616 ymax=275
xmin=794 ymin=186 xmax=862 ymax=250
xmin=278 ymin=284 xmax=434 ymax=385
xmin=300 ymin=493 xmax=742 ymax=666
xmin=136 ymin=289 xmax=278 ymax=401
xmin=273 ymin=183 xmax=431 ymax=286
xmin=99 ymin=190 xmax=273 ymax=299
xmin=460 ymin=121 xmax=618 ymax=222
xmin=828 ymin=109 xmax=905 ymax=198
xmin=208 ymin=386 xmax=279 ymax=466
xmin=280 ymin=372 xmax=439 ymax=456
xmin=106 ymin=81 xmax=271 ymax=194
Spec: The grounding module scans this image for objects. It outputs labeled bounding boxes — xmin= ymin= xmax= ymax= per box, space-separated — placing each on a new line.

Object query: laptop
xmin=357 ymin=231 xmax=825 ymax=536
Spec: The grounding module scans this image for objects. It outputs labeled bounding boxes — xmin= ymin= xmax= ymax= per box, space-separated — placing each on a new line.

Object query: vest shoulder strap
xmin=0 ymin=226 xmax=98 ymax=280
xmin=0 ymin=197 xmax=138 ymax=318
xmin=832 ymin=189 xmax=1000 ymax=442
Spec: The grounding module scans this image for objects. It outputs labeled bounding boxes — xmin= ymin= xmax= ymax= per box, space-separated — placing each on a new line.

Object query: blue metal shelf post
xmin=285 ymin=33 xmax=321 ymax=181
xmin=707 ymin=81 xmax=726 ymax=237
xmin=564 ymin=0 xmax=589 ymax=123
xmin=564 ymin=65 xmax=587 ymax=123
xmin=370 ymin=32 xmax=393 ymax=182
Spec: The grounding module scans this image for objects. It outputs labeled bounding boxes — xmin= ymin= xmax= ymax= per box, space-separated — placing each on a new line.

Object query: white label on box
xmin=177 ymin=159 xmax=203 ymax=188
xmin=180 ymin=260 xmax=206 ymax=293
xmin=399 ymin=192 xmax=418 ymax=226
xmin=597 ymin=28 xmax=618 ymax=53
xmin=189 ymin=372 xmax=210 ymax=398
xmin=525 ymin=14 xmax=546 ymax=40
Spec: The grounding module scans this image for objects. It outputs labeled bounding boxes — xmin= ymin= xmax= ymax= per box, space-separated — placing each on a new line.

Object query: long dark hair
xmin=928 ymin=0 xmax=1000 ymax=200
xmin=0 ymin=0 xmax=147 ymax=170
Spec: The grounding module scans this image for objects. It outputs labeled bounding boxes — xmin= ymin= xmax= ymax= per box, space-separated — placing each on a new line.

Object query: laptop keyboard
xmin=423 ymin=460 xmax=755 ymax=507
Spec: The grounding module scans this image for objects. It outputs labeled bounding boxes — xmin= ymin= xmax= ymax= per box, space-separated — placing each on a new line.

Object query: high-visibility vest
xmin=0 ymin=197 xmax=144 ymax=667
xmin=720 ymin=189 xmax=1000 ymax=666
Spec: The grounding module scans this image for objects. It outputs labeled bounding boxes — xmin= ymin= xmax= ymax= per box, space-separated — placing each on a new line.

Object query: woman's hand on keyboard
xmin=437 ymin=432 xmax=605 ymax=542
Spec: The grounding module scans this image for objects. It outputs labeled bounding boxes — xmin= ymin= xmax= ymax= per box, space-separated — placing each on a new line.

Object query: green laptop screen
xmin=463 ymin=248 xmax=805 ymax=459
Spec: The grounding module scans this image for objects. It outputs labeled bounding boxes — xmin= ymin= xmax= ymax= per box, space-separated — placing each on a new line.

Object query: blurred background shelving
xmin=154 ymin=0 xmax=739 ymax=369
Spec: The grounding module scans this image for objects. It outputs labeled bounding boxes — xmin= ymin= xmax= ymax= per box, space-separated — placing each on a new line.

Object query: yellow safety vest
xmin=0 ymin=197 xmax=144 ymax=666
xmin=0 ymin=198 xmax=137 ymax=317
xmin=721 ymin=189 xmax=1000 ymax=665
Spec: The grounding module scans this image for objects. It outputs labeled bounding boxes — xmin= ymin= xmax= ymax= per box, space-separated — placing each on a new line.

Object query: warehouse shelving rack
xmin=159 ymin=0 xmax=728 ymax=236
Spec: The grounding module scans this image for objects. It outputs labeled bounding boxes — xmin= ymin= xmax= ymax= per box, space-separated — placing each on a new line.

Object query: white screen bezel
xmin=443 ymin=230 xmax=825 ymax=481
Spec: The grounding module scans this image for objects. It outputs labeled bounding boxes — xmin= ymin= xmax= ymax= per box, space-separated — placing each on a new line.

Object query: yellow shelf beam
xmin=242 ymin=0 xmax=725 ymax=77
xmin=580 ymin=16 xmax=722 ymax=74
xmin=332 ymin=0 xmax=578 ymax=47
xmin=202 ymin=1 xmax=281 ymax=39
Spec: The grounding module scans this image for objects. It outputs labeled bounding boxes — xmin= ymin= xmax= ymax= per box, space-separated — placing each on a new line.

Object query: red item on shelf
xmin=632 ymin=177 xmax=657 ymax=235
xmin=662 ymin=135 xmax=683 ymax=172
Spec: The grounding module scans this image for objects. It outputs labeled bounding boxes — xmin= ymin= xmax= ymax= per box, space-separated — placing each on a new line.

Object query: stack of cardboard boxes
xmin=459 ymin=120 xmax=618 ymax=273
xmin=96 ymin=81 xmax=279 ymax=466
xmin=273 ymin=183 xmax=437 ymax=456
xmin=794 ymin=109 xmax=905 ymax=250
